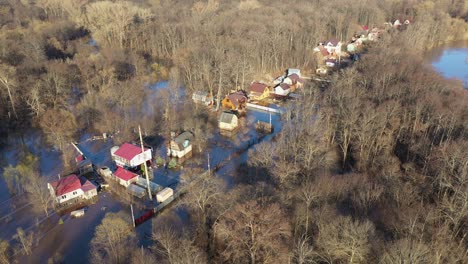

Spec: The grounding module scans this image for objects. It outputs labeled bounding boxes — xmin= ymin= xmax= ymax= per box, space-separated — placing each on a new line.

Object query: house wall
xmin=129 ymin=149 xmax=152 ymax=167
xmin=219 ymin=117 xmax=238 ymax=131
xmin=222 ymin=98 xmax=235 ymax=110
xmin=168 ymin=145 xmax=192 ymax=158
xmin=274 ymin=87 xmax=290 ymax=96
xmin=55 ymin=189 xmax=84 ymax=204
xmin=119 ymin=177 xmax=138 ymax=188
xmin=83 ymin=189 xmax=97 ymax=199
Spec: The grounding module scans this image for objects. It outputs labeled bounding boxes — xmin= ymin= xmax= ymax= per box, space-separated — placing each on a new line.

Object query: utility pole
xmin=130 ymin=204 xmax=135 ymax=228
xmin=139 ymin=125 xmax=152 ymax=200
xmin=207 ymin=153 xmax=211 ymax=173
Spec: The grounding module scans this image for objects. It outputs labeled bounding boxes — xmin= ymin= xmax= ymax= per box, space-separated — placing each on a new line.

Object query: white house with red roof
xmin=47 ymin=174 xmax=97 ymax=204
xmin=111 ymin=143 xmax=152 ymax=168
xmin=113 ymin=166 xmax=139 ymax=187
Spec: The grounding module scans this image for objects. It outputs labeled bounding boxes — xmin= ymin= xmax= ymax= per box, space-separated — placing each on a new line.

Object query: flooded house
xmin=219 ymin=111 xmax=239 ymax=131
xmin=249 ymin=82 xmax=270 ymax=101
xmin=221 ymin=91 xmax=248 ymax=111
xmin=111 ymin=143 xmax=152 ymax=168
xmin=48 ymin=174 xmax=97 ymax=205
xmin=274 ymin=83 xmax=291 ymax=96
xmin=167 ymin=131 xmax=194 ymax=158
xmin=192 ymin=91 xmax=213 ymax=106
xmin=113 ymin=166 xmax=139 ymax=187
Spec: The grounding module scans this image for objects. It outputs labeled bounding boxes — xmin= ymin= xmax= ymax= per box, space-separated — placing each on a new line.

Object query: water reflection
xmin=427 ymin=41 xmax=468 ymax=89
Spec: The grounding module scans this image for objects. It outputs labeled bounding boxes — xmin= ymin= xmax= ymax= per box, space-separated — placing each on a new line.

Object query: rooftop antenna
xmin=139 ymin=125 xmax=152 ymax=201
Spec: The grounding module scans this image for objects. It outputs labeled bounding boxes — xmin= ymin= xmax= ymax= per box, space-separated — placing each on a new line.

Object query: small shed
xmin=135 ymin=177 xmax=162 ymax=193
xmin=127 ymin=184 xmax=146 ymax=198
xmin=219 ymin=112 xmax=239 ymax=131
xmin=167 ymin=131 xmax=194 ymax=158
xmin=192 ymin=91 xmax=213 ymax=106
xmin=286 ymin=68 xmax=301 ymax=78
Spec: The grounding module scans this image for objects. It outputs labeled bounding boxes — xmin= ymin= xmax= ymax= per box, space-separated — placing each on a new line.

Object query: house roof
xmin=227 ymin=91 xmax=247 ymax=107
xmin=220 ymin=112 xmax=236 ymax=124
xmin=278 ymin=83 xmax=290 ymax=90
xmin=288 ymin=73 xmax=300 ymax=82
xmin=250 ymin=82 xmax=268 ymax=94
xmin=325 ymin=38 xmax=340 ymax=46
xmin=114 ymin=166 xmax=139 ymax=181
xmin=80 ymin=179 xmax=97 ymax=192
xmin=320 ymin=47 xmax=329 ymax=56
xmin=113 ymin=143 xmax=149 ymax=161
xmin=173 ymin=131 xmax=194 ymax=149
xmin=49 ymin=174 xmax=82 ymax=196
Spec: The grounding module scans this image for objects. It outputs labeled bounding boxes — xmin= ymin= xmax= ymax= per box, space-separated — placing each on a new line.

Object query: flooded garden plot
xmin=0 ymin=78 xmax=286 ymax=262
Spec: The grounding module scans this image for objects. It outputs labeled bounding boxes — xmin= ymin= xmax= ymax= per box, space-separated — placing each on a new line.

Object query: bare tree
xmin=91 ymin=212 xmax=135 ymax=264
xmin=0 ymin=239 xmax=10 ymax=264
xmin=24 ymin=174 xmax=53 ymax=217
xmin=0 ymin=64 xmax=18 ymax=119
xmin=314 ymin=215 xmax=375 ymax=263
xmin=39 ymin=108 xmax=77 ymax=150
xmin=380 ymin=238 xmax=431 ymax=264
xmin=215 ymin=200 xmax=291 ymax=264
xmin=16 ymin=228 xmax=33 ymax=256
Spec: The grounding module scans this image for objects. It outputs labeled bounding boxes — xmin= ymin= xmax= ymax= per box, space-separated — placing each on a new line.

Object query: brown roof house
xmin=248 ymin=82 xmax=270 ymax=101
xmin=283 ymin=73 xmax=304 ymax=91
xmin=221 ymin=91 xmax=248 ymax=111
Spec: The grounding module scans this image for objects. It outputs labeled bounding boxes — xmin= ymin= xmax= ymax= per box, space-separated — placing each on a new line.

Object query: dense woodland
xmin=0 ymin=0 xmax=467 ymax=263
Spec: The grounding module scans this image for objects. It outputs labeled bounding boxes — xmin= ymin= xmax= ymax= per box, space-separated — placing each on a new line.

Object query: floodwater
xmin=426 ymin=40 xmax=468 ymax=89
xmin=0 ymin=79 xmax=286 ymax=263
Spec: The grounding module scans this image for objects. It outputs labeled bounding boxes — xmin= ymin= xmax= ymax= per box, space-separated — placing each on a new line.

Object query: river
xmin=425 ymin=40 xmax=468 ymax=89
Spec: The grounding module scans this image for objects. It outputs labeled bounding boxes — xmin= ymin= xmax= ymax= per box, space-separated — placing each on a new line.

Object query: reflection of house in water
xmin=222 ymin=91 xmax=248 ymax=111
xmin=111 ymin=143 xmax=152 ymax=168
xmin=219 ymin=111 xmax=239 ymax=131
xmin=167 ymin=131 xmax=194 ymax=158
xmin=48 ymin=174 xmax=97 ymax=205
xmin=192 ymin=91 xmax=213 ymax=106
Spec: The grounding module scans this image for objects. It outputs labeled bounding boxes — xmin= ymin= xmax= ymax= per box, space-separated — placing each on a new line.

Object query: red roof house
xmin=48 ymin=174 xmax=97 ymax=204
xmin=112 ymin=143 xmax=152 ymax=168
xmin=113 ymin=166 xmax=139 ymax=187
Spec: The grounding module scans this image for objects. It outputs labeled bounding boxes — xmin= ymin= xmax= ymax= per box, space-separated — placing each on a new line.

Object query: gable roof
xmin=113 ymin=143 xmax=149 ymax=161
xmin=325 ymin=38 xmax=340 ymax=46
xmin=220 ymin=112 xmax=236 ymax=124
xmin=173 ymin=131 xmax=194 ymax=149
xmin=80 ymin=179 xmax=97 ymax=192
xmin=227 ymin=91 xmax=247 ymax=107
xmin=278 ymin=83 xmax=290 ymax=90
xmin=114 ymin=166 xmax=139 ymax=181
xmin=49 ymin=174 xmax=81 ymax=196
xmin=320 ymin=47 xmax=329 ymax=56
xmin=250 ymin=82 xmax=268 ymax=94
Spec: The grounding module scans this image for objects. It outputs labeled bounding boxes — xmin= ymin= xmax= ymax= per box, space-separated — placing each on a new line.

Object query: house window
xmin=61 ymin=195 xmax=67 ymax=199
xmin=72 ymin=191 xmax=77 ymax=195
